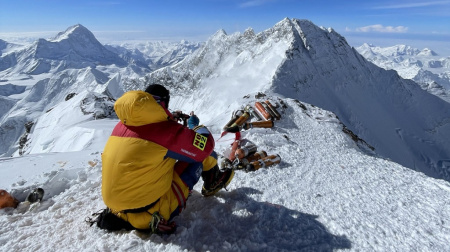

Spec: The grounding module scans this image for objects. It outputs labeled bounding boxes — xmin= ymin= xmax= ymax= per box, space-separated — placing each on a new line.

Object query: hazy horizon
xmin=1 ymin=0 xmax=449 ymax=55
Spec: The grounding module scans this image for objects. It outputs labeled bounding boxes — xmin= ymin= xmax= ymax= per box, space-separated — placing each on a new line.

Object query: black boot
xmin=201 ymin=165 xmax=234 ymax=196
xmin=26 ymin=188 xmax=44 ymax=203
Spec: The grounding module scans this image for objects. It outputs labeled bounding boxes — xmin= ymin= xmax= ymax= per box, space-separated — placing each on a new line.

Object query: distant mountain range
xmin=0 ymin=24 xmax=201 ymax=77
xmin=1 ymin=19 xmax=450 ymax=182
xmin=105 ymin=40 xmax=202 ymax=73
xmin=356 ymin=43 xmax=450 ymax=102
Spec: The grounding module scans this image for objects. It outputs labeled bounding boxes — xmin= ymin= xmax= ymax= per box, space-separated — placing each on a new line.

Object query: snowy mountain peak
xmin=273 ymin=23 xmax=450 ymax=181
xmin=243 ymin=27 xmax=255 ymax=37
xmin=32 ymin=24 xmax=126 ymax=66
xmin=212 ymin=29 xmax=228 ymax=39
xmin=50 ymin=24 xmax=95 ymax=43
xmin=287 ymin=18 xmax=351 ymax=58
xmin=0 ymin=24 xmax=128 ymax=74
xmin=418 ymin=48 xmax=438 ymax=56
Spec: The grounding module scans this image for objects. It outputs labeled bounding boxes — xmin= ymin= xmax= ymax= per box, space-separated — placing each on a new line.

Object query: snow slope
xmin=1 ymin=93 xmax=449 ymax=251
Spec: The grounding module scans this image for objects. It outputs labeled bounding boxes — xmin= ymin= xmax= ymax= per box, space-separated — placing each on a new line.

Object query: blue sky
xmin=1 ymin=0 xmax=449 ymax=54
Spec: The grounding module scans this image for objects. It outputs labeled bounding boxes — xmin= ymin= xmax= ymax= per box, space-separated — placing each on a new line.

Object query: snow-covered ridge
xmin=128 ymin=18 xmax=450 ymax=181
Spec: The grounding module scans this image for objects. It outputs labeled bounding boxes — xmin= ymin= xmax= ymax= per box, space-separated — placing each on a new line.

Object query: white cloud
xmin=373 ymin=1 xmax=450 ymax=9
xmin=355 ymin=24 xmax=408 ymax=33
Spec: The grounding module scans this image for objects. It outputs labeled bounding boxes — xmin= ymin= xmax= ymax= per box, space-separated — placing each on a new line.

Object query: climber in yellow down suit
xmin=101 ymin=84 xmax=234 ymax=233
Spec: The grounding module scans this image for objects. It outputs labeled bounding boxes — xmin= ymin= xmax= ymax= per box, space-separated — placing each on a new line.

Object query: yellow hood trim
xmin=114 ymin=91 xmax=168 ymax=126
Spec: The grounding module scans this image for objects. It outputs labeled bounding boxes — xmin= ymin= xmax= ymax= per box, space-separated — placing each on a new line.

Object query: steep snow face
xmin=356 ymin=43 xmax=450 ymax=102
xmin=273 ymin=19 xmax=450 ymax=181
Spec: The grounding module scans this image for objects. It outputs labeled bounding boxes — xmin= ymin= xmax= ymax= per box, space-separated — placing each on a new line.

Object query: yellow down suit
xmin=101 ymin=90 xmax=216 ymax=230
